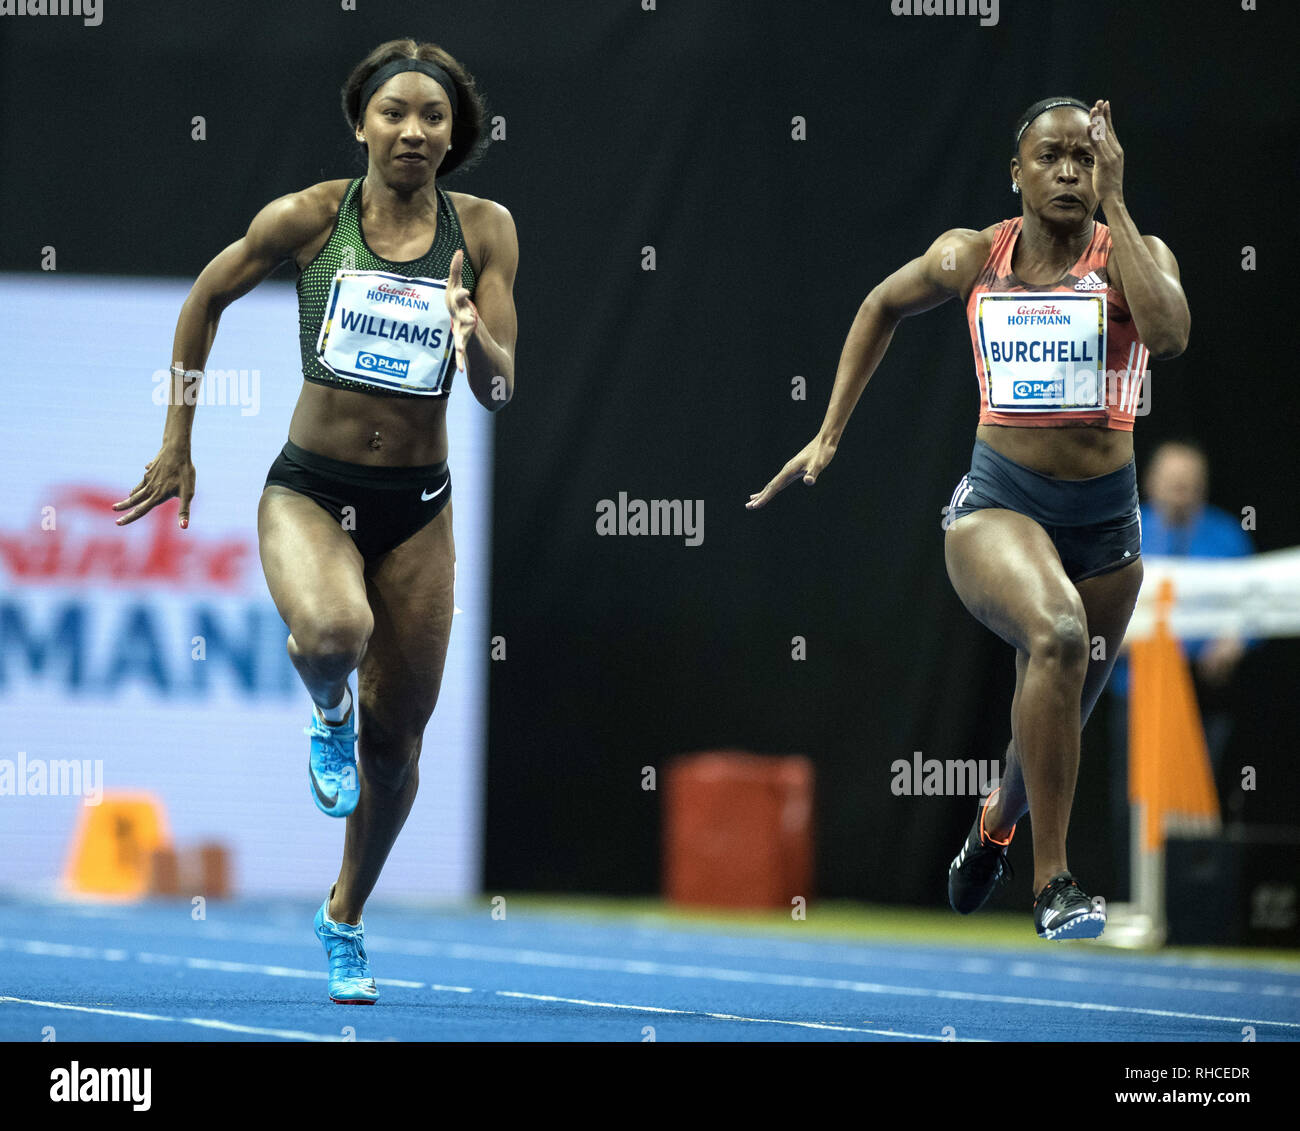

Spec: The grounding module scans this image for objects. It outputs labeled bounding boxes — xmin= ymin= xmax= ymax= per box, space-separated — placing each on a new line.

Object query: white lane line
xmin=145 ymin=950 xmax=471 ymax=993
xmin=365 ymin=940 xmax=1300 ymax=1030
xmin=497 ymin=991 xmax=984 ymax=1041
xmin=362 ymin=931 xmax=1300 ymax=998
xmin=523 ymin=935 xmax=1300 ymax=999
xmin=0 ymin=938 xmax=468 ymax=992
xmin=23 ymin=910 xmax=1300 ymax=987
xmin=0 ymin=996 xmax=339 ymax=1042
xmin=8 ymin=933 xmax=1297 ymax=1030
xmin=1149 ymin=952 xmax=1300 ymax=978
xmin=586 ymin=929 xmax=1300 ymax=995
xmin=8 ymin=939 xmax=131 ymax=962
xmin=18 ymin=925 xmax=1299 ymax=1001
xmin=0 ymin=936 xmax=972 ymax=1040
xmin=137 ymin=951 xmax=429 ymax=990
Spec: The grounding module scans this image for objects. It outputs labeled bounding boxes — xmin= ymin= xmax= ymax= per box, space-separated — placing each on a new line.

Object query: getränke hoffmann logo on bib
xmin=978 ymin=292 xmax=1107 ymax=412
xmin=316 ymin=269 xmax=455 ymax=395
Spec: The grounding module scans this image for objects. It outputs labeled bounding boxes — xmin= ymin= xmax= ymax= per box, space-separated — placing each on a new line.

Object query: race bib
xmin=316 ymin=270 xmax=455 ymax=395
xmin=978 ymin=292 xmax=1107 ymax=412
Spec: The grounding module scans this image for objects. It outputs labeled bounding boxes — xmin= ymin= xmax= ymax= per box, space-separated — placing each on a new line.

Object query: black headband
xmin=359 ymin=58 xmax=459 ymax=119
xmin=1015 ymin=98 xmax=1089 ymax=148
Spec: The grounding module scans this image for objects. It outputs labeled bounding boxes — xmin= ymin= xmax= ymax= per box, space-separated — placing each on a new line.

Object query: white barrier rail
xmin=1126 ymin=547 xmax=1300 ymax=641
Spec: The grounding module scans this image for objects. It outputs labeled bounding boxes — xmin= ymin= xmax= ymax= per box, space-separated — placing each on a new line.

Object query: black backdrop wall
xmin=3 ymin=1 xmax=1296 ymax=906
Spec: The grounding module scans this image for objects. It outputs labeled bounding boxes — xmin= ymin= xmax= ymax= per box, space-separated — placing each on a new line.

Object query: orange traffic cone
xmin=1128 ymin=578 xmax=1221 ymax=851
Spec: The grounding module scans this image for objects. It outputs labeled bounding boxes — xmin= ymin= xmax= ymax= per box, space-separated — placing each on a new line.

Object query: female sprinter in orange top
xmin=748 ymin=98 xmax=1188 ymax=939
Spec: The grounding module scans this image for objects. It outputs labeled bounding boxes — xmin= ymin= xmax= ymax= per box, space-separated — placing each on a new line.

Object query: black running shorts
xmin=943 ymin=438 xmax=1141 ymax=582
xmin=263 ymin=440 xmax=451 ymax=560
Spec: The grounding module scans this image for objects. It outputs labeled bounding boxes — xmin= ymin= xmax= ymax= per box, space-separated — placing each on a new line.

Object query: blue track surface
xmin=3 ymin=899 xmax=1298 ymax=1042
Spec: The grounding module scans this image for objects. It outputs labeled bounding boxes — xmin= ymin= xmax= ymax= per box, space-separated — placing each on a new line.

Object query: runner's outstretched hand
xmin=746 ymin=435 xmax=837 ymax=510
xmin=113 ymin=447 xmax=196 ymax=528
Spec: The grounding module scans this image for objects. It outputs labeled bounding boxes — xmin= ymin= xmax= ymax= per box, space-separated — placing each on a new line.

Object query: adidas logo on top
xmin=1074 ymin=271 xmax=1107 ymax=291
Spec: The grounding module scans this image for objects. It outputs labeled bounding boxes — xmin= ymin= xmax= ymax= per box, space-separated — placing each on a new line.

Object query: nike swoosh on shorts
xmin=421 ymin=480 xmax=448 ymax=502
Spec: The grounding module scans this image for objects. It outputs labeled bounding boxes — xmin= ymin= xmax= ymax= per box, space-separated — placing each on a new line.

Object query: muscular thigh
xmin=1005 ymin=555 xmax=1143 ymax=729
xmin=358 ymin=502 xmax=456 ymax=735
xmin=944 ymin=508 xmax=1084 ymax=650
xmin=258 ymin=485 xmax=370 ymax=635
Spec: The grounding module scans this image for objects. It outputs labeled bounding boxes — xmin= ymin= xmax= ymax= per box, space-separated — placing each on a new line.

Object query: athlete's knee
xmin=1026 ymin=606 xmax=1089 ymax=673
xmin=358 ymin=676 xmax=438 ymax=736
xmin=365 ymin=752 xmax=420 ymax=795
xmin=359 ymin=726 xmax=422 ymax=792
xmin=289 ymin=609 xmax=374 ymax=668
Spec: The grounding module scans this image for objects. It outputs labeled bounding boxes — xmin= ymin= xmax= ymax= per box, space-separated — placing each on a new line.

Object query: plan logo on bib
xmin=356 ymin=351 xmax=409 ymax=379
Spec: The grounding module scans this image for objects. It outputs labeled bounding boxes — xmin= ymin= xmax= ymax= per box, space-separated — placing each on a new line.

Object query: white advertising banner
xmin=1127 ymin=549 xmax=1300 ymax=641
xmin=0 ymin=274 xmax=490 ymax=901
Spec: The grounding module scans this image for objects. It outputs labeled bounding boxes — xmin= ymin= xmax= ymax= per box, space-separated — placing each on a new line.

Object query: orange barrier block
xmin=181 ymin=842 xmax=232 ymax=900
xmin=148 ymin=847 xmax=181 ymax=897
xmin=1129 ymin=578 xmax=1221 ymax=851
xmin=664 ymin=751 xmax=813 ymax=909
xmin=63 ymin=793 xmax=172 ymax=899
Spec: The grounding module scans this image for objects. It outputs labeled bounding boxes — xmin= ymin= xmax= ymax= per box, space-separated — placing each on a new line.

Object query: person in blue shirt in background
xmin=1106 ymin=439 xmax=1255 ymax=895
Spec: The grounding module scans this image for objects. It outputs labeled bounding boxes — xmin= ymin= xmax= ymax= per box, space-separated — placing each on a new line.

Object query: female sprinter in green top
xmin=114 ymin=38 xmax=518 ymax=999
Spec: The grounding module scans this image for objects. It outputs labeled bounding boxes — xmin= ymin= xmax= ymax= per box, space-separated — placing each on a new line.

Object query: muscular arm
xmin=1105 ymin=214 xmax=1189 ymax=360
xmin=115 ymin=187 xmax=333 ymax=527
xmin=163 ymin=189 xmax=333 ymax=450
xmin=461 ymin=200 xmax=519 ymax=412
xmin=818 ymin=228 xmax=986 ymax=445
xmin=747 ymin=227 xmax=988 ymax=508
